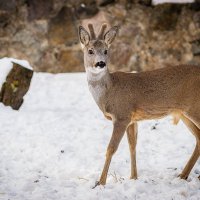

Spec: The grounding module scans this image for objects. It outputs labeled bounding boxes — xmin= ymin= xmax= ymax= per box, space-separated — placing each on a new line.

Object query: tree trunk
xmin=0 ymin=62 xmax=33 ymax=110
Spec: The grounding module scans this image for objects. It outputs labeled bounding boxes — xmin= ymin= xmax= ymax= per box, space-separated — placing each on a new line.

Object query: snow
xmin=0 ymin=59 xmax=200 ymax=199
xmin=0 ymin=57 xmax=33 ymax=71
xmin=0 ymin=57 xmax=33 ymax=91
xmin=153 ymin=0 xmax=194 ymax=5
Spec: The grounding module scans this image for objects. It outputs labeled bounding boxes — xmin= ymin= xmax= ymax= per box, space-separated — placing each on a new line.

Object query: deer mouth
xmin=96 ymin=65 xmax=105 ymax=69
xmin=87 ymin=66 xmax=106 ymax=74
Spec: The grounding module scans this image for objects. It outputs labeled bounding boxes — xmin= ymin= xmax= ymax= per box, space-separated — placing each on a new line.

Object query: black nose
xmin=95 ymin=61 xmax=106 ymax=68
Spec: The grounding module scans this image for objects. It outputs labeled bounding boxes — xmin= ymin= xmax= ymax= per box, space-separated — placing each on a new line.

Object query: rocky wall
xmin=0 ymin=0 xmax=200 ymax=72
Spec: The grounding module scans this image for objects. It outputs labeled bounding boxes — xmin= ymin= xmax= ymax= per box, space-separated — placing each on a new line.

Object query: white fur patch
xmin=88 ymin=84 xmax=105 ymax=104
xmin=86 ymin=67 xmax=107 ymax=81
xmin=86 ymin=67 xmax=107 ymax=103
xmin=87 ymin=66 xmax=106 ymax=74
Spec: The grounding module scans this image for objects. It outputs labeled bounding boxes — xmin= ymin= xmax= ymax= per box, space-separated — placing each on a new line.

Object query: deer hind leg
xmin=127 ymin=122 xmax=138 ymax=179
xmin=179 ymin=114 xmax=200 ymax=179
xmin=94 ymin=120 xmax=128 ymax=187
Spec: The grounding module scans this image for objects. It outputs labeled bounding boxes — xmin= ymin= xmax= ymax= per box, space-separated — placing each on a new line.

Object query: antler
xmin=97 ymin=23 xmax=107 ymax=40
xmin=87 ymin=23 xmax=108 ymax=40
xmin=88 ymin=24 xmax=96 ymax=40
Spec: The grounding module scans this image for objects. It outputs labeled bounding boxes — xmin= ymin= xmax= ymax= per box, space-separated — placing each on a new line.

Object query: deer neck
xmin=86 ymin=67 xmax=111 ymax=108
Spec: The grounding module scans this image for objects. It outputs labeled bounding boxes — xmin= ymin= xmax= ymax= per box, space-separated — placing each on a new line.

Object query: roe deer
xmin=78 ymin=23 xmax=200 ymax=187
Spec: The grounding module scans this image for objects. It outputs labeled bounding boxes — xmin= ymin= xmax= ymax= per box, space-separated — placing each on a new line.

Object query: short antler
xmin=87 ymin=23 xmax=108 ymax=40
xmin=88 ymin=24 xmax=96 ymax=40
xmin=97 ymin=23 xmax=107 ymax=40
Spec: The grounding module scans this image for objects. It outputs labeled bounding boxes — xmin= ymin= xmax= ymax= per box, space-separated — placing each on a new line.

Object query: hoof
xmin=92 ymin=181 xmax=100 ymax=189
xmin=178 ymin=174 xmax=188 ymax=180
xmin=130 ymin=176 xmax=137 ymax=180
xmin=92 ymin=180 xmax=106 ymax=189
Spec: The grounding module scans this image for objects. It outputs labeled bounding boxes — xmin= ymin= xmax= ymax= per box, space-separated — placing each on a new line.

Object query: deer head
xmin=79 ymin=24 xmax=119 ymax=74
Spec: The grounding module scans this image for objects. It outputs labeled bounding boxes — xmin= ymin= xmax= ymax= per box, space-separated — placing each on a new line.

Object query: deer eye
xmin=104 ymin=50 xmax=108 ymax=55
xmin=88 ymin=50 xmax=94 ymax=55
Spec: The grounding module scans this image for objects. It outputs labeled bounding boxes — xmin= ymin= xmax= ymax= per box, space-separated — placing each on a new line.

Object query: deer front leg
xmin=94 ymin=120 xmax=128 ymax=187
xmin=127 ymin=122 xmax=138 ymax=179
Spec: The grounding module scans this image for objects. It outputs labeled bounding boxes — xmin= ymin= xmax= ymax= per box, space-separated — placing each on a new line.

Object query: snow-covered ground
xmin=0 ymin=59 xmax=200 ymax=200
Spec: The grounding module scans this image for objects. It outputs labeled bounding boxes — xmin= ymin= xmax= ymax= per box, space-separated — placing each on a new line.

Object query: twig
xmin=78 ymin=177 xmax=89 ymax=181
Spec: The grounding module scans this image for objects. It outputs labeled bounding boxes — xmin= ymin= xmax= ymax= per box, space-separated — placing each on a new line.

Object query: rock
xmin=73 ymin=0 xmax=99 ymax=19
xmin=191 ymin=39 xmax=200 ymax=56
xmin=0 ymin=63 xmax=33 ymax=110
xmin=0 ymin=40 xmax=8 ymax=57
xmin=138 ymin=0 xmax=152 ymax=6
xmin=110 ymin=41 xmax=133 ymax=71
xmin=150 ymin=4 xmax=182 ymax=31
xmin=57 ymin=50 xmax=84 ymax=72
xmin=48 ymin=7 xmax=78 ymax=46
xmin=27 ymin=0 xmax=54 ymax=21
xmin=189 ymin=1 xmax=200 ymax=11
xmin=193 ymin=11 xmax=200 ymax=28
xmin=0 ymin=0 xmax=17 ymax=11
xmin=38 ymin=48 xmax=84 ymax=73
xmin=0 ymin=11 xmax=10 ymax=28
xmin=98 ymin=0 xmax=115 ymax=7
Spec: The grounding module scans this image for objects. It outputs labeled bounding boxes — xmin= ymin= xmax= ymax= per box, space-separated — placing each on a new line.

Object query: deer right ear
xmin=79 ymin=26 xmax=90 ymax=47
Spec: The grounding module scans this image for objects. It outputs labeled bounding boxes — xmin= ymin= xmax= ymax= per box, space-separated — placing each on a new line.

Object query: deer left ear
xmin=104 ymin=26 xmax=119 ymax=47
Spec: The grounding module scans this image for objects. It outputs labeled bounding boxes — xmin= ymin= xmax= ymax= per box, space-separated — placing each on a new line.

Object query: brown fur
xmin=79 ymin=24 xmax=200 ymax=186
xmin=101 ymin=65 xmax=200 ymax=121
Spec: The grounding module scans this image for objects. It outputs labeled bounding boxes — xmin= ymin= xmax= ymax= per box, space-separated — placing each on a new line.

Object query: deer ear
xmin=79 ymin=26 xmax=90 ymax=46
xmin=104 ymin=26 xmax=119 ymax=46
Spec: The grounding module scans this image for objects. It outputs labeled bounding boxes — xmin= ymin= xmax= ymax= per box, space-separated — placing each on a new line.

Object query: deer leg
xmin=179 ymin=114 xmax=200 ymax=179
xmin=94 ymin=120 xmax=128 ymax=187
xmin=186 ymin=112 xmax=200 ymax=155
xmin=127 ymin=122 xmax=138 ymax=179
